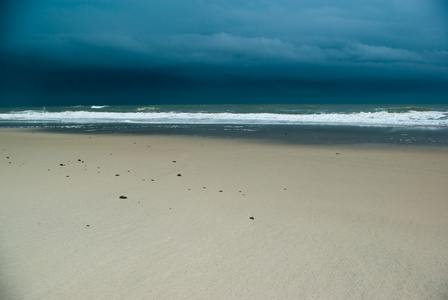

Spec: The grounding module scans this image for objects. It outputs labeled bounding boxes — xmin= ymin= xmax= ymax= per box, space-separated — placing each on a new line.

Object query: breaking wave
xmin=1 ymin=109 xmax=447 ymax=127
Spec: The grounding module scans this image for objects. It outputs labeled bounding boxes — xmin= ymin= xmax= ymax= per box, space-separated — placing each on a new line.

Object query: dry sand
xmin=1 ymin=128 xmax=448 ymax=299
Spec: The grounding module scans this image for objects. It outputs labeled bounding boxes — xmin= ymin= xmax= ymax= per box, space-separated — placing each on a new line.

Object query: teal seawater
xmin=1 ymin=104 xmax=447 ymax=127
xmin=1 ymin=104 xmax=448 ymax=146
xmin=2 ymin=103 xmax=446 ymax=114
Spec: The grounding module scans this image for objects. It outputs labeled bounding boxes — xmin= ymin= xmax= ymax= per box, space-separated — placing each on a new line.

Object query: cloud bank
xmin=1 ymin=0 xmax=447 ymax=105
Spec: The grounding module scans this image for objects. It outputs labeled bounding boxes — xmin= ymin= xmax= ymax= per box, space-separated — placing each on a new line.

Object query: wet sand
xmin=1 ymin=128 xmax=448 ymax=299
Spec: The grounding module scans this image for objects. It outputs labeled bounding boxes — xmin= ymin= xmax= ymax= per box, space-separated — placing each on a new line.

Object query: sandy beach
xmin=1 ymin=128 xmax=448 ymax=299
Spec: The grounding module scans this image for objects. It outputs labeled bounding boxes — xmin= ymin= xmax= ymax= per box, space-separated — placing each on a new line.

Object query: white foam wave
xmin=1 ymin=110 xmax=447 ymax=127
xmin=136 ymin=106 xmax=159 ymax=111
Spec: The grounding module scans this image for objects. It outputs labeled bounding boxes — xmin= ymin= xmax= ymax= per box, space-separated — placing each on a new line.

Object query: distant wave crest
xmin=136 ymin=106 xmax=159 ymax=111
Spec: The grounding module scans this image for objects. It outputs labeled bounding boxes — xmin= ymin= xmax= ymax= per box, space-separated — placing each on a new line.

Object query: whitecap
xmin=1 ymin=110 xmax=447 ymax=127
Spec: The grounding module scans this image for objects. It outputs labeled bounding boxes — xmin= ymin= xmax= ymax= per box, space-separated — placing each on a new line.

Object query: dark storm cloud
xmin=1 ymin=0 xmax=448 ymax=106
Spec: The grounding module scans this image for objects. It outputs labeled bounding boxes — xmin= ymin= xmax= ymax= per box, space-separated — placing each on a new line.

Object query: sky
xmin=1 ymin=0 xmax=448 ymax=107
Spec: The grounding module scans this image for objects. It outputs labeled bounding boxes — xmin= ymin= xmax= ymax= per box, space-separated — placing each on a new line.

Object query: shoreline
xmin=1 ymin=128 xmax=448 ymax=299
xmin=2 ymin=123 xmax=448 ymax=147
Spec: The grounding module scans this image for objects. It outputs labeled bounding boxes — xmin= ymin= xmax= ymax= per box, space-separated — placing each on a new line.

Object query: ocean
xmin=1 ymin=104 xmax=448 ymax=146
